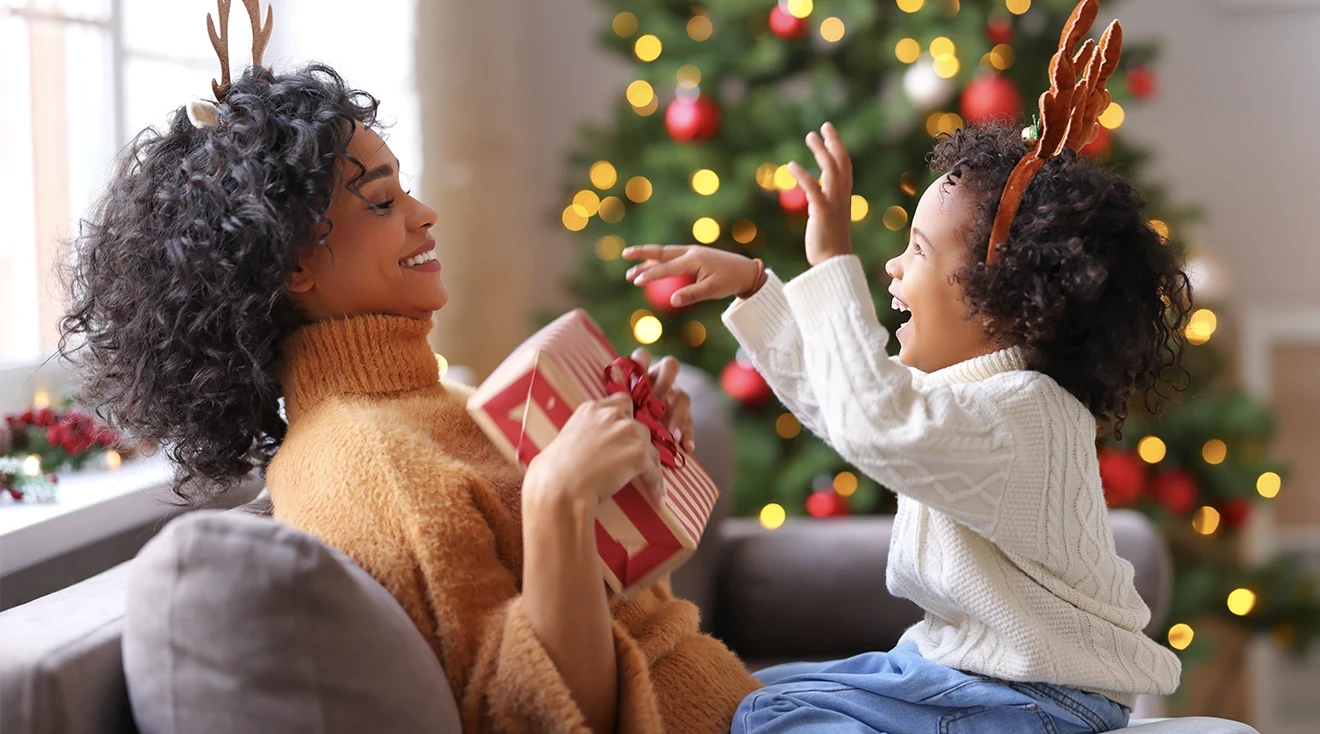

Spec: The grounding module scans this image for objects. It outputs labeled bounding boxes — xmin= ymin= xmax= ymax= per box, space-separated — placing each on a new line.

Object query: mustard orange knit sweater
xmin=266 ymin=314 xmax=759 ymax=733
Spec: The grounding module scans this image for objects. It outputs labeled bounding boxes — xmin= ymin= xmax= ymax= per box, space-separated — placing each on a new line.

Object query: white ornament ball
xmin=902 ymin=58 xmax=956 ymax=110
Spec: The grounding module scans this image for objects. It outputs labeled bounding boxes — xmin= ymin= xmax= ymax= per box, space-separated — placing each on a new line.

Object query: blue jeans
xmin=733 ymin=643 xmax=1130 ymax=734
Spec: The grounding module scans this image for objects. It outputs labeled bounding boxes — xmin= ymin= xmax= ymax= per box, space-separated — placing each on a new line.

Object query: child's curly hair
xmin=929 ymin=123 xmax=1192 ymax=437
xmin=60 ymin=64 xmax=380 ymax=502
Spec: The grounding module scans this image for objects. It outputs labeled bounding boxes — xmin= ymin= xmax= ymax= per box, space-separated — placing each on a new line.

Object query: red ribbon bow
xmin=603 ymin=357 xmax=685 ymax=470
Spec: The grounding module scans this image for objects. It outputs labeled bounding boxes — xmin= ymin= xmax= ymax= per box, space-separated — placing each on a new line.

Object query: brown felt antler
xmin=207 ymin=0 xmax=275 ymax=101
xmin=985 ymin=0 xmax=1123 ymax=265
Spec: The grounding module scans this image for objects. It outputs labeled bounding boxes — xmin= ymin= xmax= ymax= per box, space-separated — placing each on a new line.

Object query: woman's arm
xmin=517 ymin=393 xmax=663 ymax=734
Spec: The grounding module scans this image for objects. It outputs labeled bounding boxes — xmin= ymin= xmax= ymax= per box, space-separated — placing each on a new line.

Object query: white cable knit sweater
xmin=722 ymin=255 xmax=1181 ymax=707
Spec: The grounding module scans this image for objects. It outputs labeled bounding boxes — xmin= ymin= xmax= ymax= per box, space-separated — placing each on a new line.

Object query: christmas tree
xmin=562 ymin=0 xmax=1318 ymax=663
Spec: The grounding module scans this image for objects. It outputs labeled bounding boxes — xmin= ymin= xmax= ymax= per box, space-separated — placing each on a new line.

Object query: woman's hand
xmin=523 ymin=392 xmax=664 ymax=514
xmin=623 ymin=245 xmax=761 ymax=307
xmin=628 ymin=348 xmax=695 ymax=454
xmin=789 ymin=121 xmax=854 ymax=267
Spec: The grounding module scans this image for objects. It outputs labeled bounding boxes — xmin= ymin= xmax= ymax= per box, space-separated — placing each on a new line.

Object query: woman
xmin=60 ymin=62 xmax=759 ymax=732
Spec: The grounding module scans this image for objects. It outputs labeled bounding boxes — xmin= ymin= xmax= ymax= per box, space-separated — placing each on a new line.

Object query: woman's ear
xmin=287 ymin=265 xmax=315 ymax=294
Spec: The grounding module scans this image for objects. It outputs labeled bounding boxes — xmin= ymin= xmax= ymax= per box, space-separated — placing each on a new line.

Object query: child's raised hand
xmin=623 ymin=245 xmax=762 ymax=308
xmin=788 ymin=122 xmax=854 ymax=267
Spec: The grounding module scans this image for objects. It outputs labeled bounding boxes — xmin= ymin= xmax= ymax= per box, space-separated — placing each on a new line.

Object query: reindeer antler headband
xmin=985 ymin=0 xmax=1122 ymax=265
xmin=186 ymin=0 xmax=275 ymax=129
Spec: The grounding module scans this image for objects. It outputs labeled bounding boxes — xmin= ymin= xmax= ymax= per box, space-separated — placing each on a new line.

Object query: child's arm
xmin=777 ymin=254 xmax=1016 ymax=534
xmin=622 ymin=246 xmax=834 ymax=439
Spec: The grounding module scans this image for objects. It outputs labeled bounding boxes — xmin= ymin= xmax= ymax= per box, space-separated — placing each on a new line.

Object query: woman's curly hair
xmin=59 ymin=63 xmax=380 ymax=502
xmin=929 ymin=123 xmax=1192 ymax=437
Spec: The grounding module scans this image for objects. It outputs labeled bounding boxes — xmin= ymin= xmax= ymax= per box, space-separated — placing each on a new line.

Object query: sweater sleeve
xmin=738 ymin=255 xmax=1018 ymax=534
xmin=720 ymin=272 xmax=832 ymax=440
xmin=367 ymin=449 xmax=664 ymax=734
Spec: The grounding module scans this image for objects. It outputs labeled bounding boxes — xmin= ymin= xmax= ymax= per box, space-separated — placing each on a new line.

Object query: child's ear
xmin=287 ymin=266 xmax=315 ymax=294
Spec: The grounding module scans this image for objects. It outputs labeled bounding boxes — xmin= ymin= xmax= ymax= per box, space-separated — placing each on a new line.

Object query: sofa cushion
xmin=123 ymin=511 xmax=460 ymax=734
xmin=0 ymin=562 xmax=138 ymax=734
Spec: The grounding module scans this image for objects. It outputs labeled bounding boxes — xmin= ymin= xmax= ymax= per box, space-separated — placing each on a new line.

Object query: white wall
xmin=1088 ymin=0 xmax=1320 ymax=311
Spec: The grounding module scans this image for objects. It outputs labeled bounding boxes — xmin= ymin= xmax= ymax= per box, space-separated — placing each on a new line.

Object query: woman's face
xmin=289 ymin=125 xmax=445 ymax=321
xmin=883 ymin=174 xmax=995 ymax=373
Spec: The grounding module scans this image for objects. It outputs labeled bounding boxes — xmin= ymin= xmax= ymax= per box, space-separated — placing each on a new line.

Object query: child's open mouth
xmin=891 ymin=296 xmax=912 ymax=337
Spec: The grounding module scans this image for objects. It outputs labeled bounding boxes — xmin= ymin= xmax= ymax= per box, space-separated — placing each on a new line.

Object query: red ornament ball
xmin=768 ymin=5 xmax=809 ymax=40
xmin=1221 ymin=498 xmax=1253 ymax=528
xmin=1125 ymin=66 xmax=1157 ymax=100
xmin=960 ymin=73 xmax=1023 ymax=126
xmin=1098 ymin=447 xmax=1146 ymax=507
xmin=721 ymin=360 xmax=773 ymax=407
xmin=665 ymin=95 xmax=721 ymax=143
xmin=644 ymin=274 xmax=697 ymax=314
xmin=986 ymin=18 xmax=1014 ymax=45
xmin=779 ymin=185 xmax=809 ymax=216
xmin=1081 ymin=124 xmax=1112 ymax=157
xmin=806 ymin=490 xmax=850 ymax=518
xmin=1151 ymin=470 xmax=1198 ymax=516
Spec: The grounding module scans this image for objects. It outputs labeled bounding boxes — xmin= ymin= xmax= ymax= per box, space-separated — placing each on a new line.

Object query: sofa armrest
xmin=713 ymin=510 xmax=1172 ymax=666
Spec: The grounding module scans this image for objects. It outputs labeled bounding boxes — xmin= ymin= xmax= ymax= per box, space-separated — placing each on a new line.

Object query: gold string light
xmin=682 ymin=321 xmax=707 ymax=347
xmin=1191 ymin=506 xmax=1220 ymax=535
xmin=895 ymin=38 xmax=921 ymax=64
xmin=820 ymin=17 xmax=845 ymax=43
xmin=687 ymin=14 xmax=713 ymax=42
xmin=834 ymin=471 xmax=859 ymax=497
xmin=625 ymin=176 xmax=653 ymax=203
xmin=732 ymin=219 xmax=758 ymax=244
xmin=693 ymin=217 xmax=720 ymax=244
xmin=1137 ymin=436 xmax=1167 ymax=464
xmin=595 ymin=235 xmax=625 ymax=261
xmin=691 ymin=169 xmax=720 ymax=195
xmin=634 ymin=34 xmax=662 ymax=62
xmin=1168 ymin=623 xmax=1194 ymax=650
xmin=851 ymin=195 xmax=870 ymax=222
xmin=1227 ymin=588 xmax=1257 ymax=616
xmin=589 ymin=161 xmax=618 ymax=189
xmin=883 ymin=205 xmax=909 ymax=231
xmin=612 ymin=12 xmax=638 ymax=37
xmin=1202 ymin=439 xmax=1227 ymax=465
xmin=1257 ymin=471 xmax=1282 ymax=498
xmin=760 ymin=503 xmax=787 ymax=529
xmin=633 ymin=315 xmax=663 ymax=344
xmin=776 ymin=413 xmax=802 ymax=439
xmin=1099 ymin=102 xmax=1125 ymax=129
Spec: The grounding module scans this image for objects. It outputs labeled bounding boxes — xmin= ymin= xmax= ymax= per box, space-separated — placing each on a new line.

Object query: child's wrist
xmin=737 ymin=258 xmax=767 ymax=299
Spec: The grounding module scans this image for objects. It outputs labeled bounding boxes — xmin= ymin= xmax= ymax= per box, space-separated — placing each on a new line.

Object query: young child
xmin=623 ymin=2 xmax=1187 ymax=731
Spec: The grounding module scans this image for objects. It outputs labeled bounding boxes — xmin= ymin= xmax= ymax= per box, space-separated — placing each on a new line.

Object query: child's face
xmin=289 ymin=125 xmax=446 ymax=322
xmin=884 ymin=174 xmax=994 ymax=373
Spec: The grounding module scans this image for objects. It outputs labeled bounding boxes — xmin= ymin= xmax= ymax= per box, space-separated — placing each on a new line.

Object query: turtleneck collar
xmin=918 ymin=346 xmax=1029 ymax=388
xmin=279 ymin=314 xmax=441 ymax=422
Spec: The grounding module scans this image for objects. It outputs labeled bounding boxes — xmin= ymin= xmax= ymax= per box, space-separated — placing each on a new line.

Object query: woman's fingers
xmin=668 ymin=390 xmax=694 ymax=452
xmin=648 ymin=356 xmax=679 ymax=400
xmin=630 ymin=347 xmax=652 ymax=372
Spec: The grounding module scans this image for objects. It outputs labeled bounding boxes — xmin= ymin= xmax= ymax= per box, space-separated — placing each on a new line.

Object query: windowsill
xmin=0 ymin=453 xmax=180 ymax=576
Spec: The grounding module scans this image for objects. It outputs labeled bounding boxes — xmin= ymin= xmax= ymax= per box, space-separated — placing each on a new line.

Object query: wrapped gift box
xmin=468 ymin=309 xmax=720 ymax=597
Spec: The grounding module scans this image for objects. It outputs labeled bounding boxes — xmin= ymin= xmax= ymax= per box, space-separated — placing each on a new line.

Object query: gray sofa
xmin=0 ymin=368 xmax=1257 ymax=733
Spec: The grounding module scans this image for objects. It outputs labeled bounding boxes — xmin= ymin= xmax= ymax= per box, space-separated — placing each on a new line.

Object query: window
xmin=0 ymin=0 xmax=420 ymax=369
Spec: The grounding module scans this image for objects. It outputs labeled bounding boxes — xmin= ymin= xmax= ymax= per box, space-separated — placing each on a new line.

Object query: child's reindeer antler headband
xmin=186 ymin=0 xmax=275 ymax=129
xmin=985 ymin=0 xmax=1122 ymax=265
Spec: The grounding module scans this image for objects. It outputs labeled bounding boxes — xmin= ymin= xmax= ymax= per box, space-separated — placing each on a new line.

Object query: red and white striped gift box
xmin=467 ymin=309 xmax=721 ymax=597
